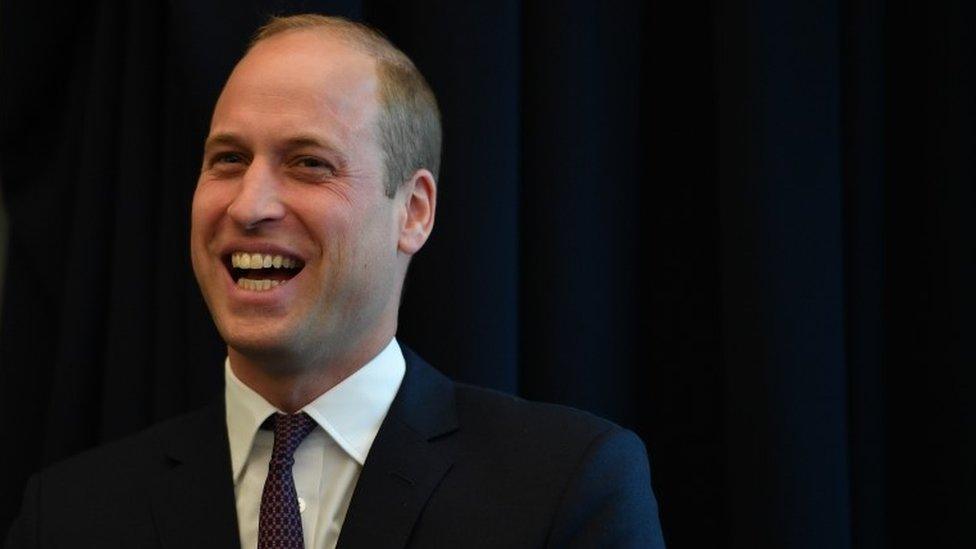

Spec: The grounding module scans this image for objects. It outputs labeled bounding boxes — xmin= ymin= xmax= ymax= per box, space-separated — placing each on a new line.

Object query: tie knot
xmin=268 ymin=412 xmax=316 ymax=463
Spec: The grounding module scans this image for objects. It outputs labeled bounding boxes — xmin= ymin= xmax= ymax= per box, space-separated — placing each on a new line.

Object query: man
xmin=6 ymin=14 xmax=665 ymax=548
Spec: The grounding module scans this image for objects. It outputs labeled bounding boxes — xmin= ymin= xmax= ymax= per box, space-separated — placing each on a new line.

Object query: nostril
xmin=225 ymin=179 xmax=287 ymax=228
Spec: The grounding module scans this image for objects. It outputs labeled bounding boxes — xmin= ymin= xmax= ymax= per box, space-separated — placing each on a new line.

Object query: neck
xmin=228 ymin=329 xmax=395 ymax=413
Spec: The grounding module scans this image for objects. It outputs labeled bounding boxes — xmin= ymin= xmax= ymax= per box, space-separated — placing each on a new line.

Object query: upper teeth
xmin=231 ymin=252 xmax=300 ymax=269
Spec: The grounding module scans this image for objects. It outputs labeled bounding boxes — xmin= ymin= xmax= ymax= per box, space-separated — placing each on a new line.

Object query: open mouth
xmin=224 ymin=252 xmax=306 ymax=291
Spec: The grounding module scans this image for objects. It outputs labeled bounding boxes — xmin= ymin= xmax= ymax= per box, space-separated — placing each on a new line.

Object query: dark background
xmin=1 ymin=0 xmax=974 ymax=547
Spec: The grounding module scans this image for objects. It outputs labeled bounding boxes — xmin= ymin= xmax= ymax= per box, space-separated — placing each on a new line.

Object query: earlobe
xmin=398 ymin=169 xmax=436 ymax=255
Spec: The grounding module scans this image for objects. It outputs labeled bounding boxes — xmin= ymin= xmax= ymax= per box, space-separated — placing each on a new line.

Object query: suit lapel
xmin=150 ymin=400 xmax=241 ymax=549
xmin=337 ymin=346 xmax=459 ymax=549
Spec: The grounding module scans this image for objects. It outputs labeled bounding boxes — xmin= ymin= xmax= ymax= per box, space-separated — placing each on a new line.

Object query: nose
xmin=226 ymin=159 xmax=286 ymax=229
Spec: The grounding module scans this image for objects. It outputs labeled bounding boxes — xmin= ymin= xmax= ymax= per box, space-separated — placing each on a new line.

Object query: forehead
xmin=211 ymin=30 xmax=380 ymax=140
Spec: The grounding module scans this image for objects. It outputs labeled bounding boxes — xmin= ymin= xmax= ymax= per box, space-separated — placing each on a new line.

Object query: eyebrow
xmin=203 ymin=132 xmax=246 ymax=152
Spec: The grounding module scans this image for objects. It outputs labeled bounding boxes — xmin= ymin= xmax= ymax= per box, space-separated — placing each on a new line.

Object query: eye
xmin=206 ymin=151 xmax=248 ymax=177
xmin=214 ymin=152 xmax=245 ymax=165
xmin=292 ymin=156 xmax=336 ymax=177
xmin=296 ymin=157 xmax=329 ymax=169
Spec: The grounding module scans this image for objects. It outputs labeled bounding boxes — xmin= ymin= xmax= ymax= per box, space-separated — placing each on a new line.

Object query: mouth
xmin=223 ymin=251 xmax=306 ymax=292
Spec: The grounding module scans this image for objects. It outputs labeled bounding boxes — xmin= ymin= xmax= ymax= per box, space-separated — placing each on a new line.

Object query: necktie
xmin=258 ymin=412 xmax=317 ymax=549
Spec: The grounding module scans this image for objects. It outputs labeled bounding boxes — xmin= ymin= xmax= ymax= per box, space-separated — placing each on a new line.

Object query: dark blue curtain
xmin=2 ymin=1 xmax=975 ymax=547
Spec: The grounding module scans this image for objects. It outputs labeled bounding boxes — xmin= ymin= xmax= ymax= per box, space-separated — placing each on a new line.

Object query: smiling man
xmin=191 ymin=20 xmax=428 ymax=416
xmin=6 ymin=14 xmax=664 ymax=549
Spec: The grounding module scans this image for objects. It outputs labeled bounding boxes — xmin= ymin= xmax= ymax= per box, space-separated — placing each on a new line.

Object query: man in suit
xmin=6 ymin=14 xmax=665 ymax=548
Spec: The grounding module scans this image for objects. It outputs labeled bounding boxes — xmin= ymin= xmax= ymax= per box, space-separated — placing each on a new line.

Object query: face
xmin=190 ymin=30 xmax=407 ymax=369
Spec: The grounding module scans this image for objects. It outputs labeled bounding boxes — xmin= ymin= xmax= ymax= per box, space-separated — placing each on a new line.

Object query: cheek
xmin=294 ymin=194 xmax=354 ymax=243
xmin=304 ymin=202 xmax=390 ymax=274
xmin=191 ymin=183 xmax=230 ymax=240
xmin=353 ymin=205 xmax=400 ymax=276
xmin=190 ymin=183 xmax=232 ymax=274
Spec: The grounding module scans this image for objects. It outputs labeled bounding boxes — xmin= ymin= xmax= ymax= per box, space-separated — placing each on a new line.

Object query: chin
xmin=219 ymin=317 xmax=302 ymax=358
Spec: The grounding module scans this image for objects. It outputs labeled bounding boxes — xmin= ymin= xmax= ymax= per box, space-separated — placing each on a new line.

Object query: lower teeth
xmin=237 ymin=278 xmax=282 ymax=291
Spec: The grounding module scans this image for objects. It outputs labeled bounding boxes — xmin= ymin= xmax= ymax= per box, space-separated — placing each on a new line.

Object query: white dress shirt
xmin=225 ymin=338 xmax=406 ymax=549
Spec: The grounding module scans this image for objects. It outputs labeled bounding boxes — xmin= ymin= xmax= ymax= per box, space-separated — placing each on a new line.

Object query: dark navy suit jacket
xmin=6 ymin=347 xmax=666 ymax=548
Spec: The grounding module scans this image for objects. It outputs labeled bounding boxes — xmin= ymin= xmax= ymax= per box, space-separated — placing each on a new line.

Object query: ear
xmin=397 ymin=168 xmax=437 ymax=255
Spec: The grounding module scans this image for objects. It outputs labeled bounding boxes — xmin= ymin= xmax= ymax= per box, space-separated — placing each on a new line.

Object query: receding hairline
xmin=245 ymin=14 xmax=443 ymax=191
xmin=248 ymin=15 xmax=415 ymax=69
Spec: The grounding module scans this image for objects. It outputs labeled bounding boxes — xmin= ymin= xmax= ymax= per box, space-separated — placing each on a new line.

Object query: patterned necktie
xmin=258 ymin=412 xmax=317 ymax=549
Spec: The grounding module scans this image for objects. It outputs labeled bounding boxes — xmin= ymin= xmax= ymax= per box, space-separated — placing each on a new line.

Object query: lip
xmin=221 ymin=257 xmax=309 ymax=304
xmin=218 ymin=240 xmax=308 ymax=263
xmin=215 ymin=239 xmax=309 ymax=305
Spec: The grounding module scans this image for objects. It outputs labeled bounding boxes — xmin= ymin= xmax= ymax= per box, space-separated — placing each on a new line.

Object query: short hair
xmin=250 ymin=14 xmax=442 ymax=197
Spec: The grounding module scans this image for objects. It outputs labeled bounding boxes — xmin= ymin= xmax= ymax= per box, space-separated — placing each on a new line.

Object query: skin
xmin=190 ymin=29 xmax=436 ymax=413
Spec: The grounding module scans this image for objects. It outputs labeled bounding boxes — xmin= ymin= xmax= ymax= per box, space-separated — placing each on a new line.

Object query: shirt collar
xmin=225 ymin=337 xmax=406 ymax=482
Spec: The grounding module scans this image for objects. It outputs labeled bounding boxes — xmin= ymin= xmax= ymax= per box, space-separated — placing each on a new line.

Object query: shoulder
xmin=27 ymin=402 xmax=222 ymax=501
xmin=452 ymin=381 xmax=630 ymax=447
xmin=6 ymin=404 xmax=228 ymax=547
xmin=446 ymin=380 xmax=651 ymax=489
xmin=401 ymin=344 xmax=634 ymax=451
xmin=399 ymin=345 xmax=648 ymax=467
xmin=399 ymin=353 xmax=665 ymax=547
